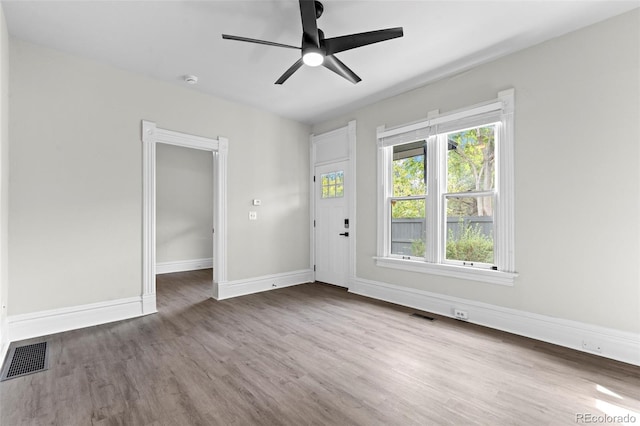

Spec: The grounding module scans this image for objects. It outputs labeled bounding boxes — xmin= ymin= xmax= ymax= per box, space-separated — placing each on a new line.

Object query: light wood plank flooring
xmin=1 ymin=269 xmax=639 ymax=425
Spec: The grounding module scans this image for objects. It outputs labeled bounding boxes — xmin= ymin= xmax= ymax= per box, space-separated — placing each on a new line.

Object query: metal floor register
xmin=1 ymin=342 xmax=49 ymax=381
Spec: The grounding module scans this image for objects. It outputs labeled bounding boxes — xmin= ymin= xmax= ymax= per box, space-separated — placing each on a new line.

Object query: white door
xmin=315 ymin=161 xmax=349 ymax=287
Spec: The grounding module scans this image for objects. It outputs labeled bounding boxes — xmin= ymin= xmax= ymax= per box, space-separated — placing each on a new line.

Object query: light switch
xmin=252 ymin=199 xmax=261 ymax=206
xmin=249 ymin=211 xmax=257 ymax=220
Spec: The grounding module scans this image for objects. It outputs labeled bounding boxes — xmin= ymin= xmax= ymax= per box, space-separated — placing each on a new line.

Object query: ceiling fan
xmin=222 ymin=0 xmax=403 ymax=85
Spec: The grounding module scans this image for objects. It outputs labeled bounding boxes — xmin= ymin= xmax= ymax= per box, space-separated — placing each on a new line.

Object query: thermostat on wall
xmin=252 ymin=199 xmax=261 ymax=206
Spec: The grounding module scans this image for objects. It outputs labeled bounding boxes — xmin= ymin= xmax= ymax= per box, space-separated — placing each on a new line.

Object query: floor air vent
xmin=1 ymin=342 xmax=49 ymax=381
xmin=410 ymin=313 xmax=435 ymax=321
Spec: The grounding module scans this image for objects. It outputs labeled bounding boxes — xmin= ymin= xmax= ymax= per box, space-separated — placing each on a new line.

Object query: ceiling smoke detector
xmin=184 ymin=75 xmax=198 ymax=85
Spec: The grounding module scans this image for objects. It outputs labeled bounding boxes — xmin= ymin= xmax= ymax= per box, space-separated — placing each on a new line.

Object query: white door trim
xmin=310 ymin=120 xmax=356 ymax=285
xmin=346 ymin=121 xmax=357 ymax=282
xmin=141 ymin=121 xmax=228 ymax=313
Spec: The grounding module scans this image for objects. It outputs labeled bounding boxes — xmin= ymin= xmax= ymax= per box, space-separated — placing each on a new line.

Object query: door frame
xmin=310 ymin=120 xmax=356 ymax=286
xmin=141 ymin=121 xmax=228 ymax=314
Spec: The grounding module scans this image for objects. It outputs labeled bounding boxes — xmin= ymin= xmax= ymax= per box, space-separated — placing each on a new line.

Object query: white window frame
xmin=375 ymin=89 xmax=517 ymax=286
xmin=388 ymin=140 xmax=428 ymax=260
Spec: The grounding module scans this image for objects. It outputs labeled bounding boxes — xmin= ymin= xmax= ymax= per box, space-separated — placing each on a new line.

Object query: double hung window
xmin=390 ymin=141 xmax=427 ymax=258
xmin=444 ymin=124 xmax=496 ymax=267
xmin=376 ymin=90 xmax=517 ymax=285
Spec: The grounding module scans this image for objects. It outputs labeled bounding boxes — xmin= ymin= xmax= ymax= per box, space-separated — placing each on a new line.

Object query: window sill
xmin=373 ymin=256 xmax=518 ymax=286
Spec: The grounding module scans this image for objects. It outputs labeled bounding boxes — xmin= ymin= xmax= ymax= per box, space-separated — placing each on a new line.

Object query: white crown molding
xmin=156 ymin=258 xmax=213 ymax=275
xmin=349 ymin=277 xmax=640 ymax=366
xmin=216 ymin=269 xmax=313 ymax=300
xmin=7 ymin=296 xmax=146 ymax=343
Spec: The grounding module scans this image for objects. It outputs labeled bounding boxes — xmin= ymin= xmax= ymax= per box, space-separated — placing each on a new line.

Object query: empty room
xmin=0 ymin=1 xmax=638 ymax=425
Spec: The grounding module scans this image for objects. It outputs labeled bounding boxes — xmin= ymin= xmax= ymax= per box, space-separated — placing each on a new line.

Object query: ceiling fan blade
xmin=322 ymin=55 xmax=361 ymax=84
xmin=299 ymin=0 xmax=320 ymax=48
xmin=222 ymin=34 xmax=300 ymax=50
xmin=324 ymin=27 xmax=404 ymax=55
xmin=275 ymin=58 xmax=305 ymax=85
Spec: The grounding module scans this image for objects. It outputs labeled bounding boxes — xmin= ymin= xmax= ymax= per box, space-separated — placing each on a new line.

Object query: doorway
xmin=314 ymin=160 xmax=350 ymax=286
xmin=141 ymin=121 xmax=228 ymax=314
xmin=156 ymin=144 xmax=213 ymax=274
xmin=311 ymin=121 xmax=356 ymax=289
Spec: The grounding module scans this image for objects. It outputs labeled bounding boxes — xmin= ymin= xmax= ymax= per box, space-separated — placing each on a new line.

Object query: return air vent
xmin=1 ymin=342 xmax=49 ymax=381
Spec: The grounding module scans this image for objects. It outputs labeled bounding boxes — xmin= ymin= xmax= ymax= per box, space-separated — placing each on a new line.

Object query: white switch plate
xmin=249 ymin=211 xmax=257 ymax=220
xmin=252 ymin=199 xmax=261 ymax=206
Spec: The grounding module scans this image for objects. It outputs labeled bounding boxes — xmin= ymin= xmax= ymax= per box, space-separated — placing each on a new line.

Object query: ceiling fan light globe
xmin=303 ymin=51 xmax=324 ymax=67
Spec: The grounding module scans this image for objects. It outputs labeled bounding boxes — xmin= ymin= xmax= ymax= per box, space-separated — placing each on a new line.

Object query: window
xmin=391 ymin=141 xmax=426 ymax=257
xmin=445 ymin=124 xmax=495 ymax=267
xmin=321 ymin=171 xmax=344 ymax=198
xmin=376 ymin=89 xmax=517 ymax=285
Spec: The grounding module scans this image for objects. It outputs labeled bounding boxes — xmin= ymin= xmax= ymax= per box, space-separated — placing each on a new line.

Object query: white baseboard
xmin=216 ymin=269 xmax=313 ymax=300
xmin=7 ymin=296 xmax=147 ymax=343
xmin=0 ymin=317 xmax=7 ymax=367
xmin=142 ymin=293 xmax=157 ymax=315
xmin=0 ymin=340 xmax=7 ymax=369
xmin=156 ymin=258 xmax=213 ymax=274
xmin=350 ymin=277 xmax=640 ymax=366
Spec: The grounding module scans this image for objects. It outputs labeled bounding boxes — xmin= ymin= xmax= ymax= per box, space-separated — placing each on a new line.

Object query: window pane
xmin=321 ymin=171 xmax=344 ymax=199
xmin=393 ymin=142 xmax=426 ymax=197
xmin=447 ymin=125 xmax=495 ymax=193
xmin=445 ymin=195 xmax=494 ymax=264
xmin=391 ymin=199 xmax=425 ymax=257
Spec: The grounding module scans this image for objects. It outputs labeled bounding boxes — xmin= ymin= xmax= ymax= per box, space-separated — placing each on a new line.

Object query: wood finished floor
xmin=1 ymin=270 xmax=639 ymax=426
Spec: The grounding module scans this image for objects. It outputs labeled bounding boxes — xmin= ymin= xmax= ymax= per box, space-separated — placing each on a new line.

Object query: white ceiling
xmin=3 ymin=1 xmax=638 ymax=124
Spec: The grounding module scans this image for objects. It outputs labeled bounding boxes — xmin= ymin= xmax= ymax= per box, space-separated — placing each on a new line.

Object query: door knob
xmin=339 ymin=232 xmax=349 ymax=237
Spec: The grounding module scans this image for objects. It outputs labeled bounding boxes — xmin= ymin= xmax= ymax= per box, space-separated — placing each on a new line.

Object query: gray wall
xmin=0 ymin=6 xmax=9 ymax=344
xmin=156 ymin=144 xmax=213 ymax=263
xmin=313 ymin=10 xmax=640 ymax=333
xmin=8 ymin=39 xmax=310 ymax=315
